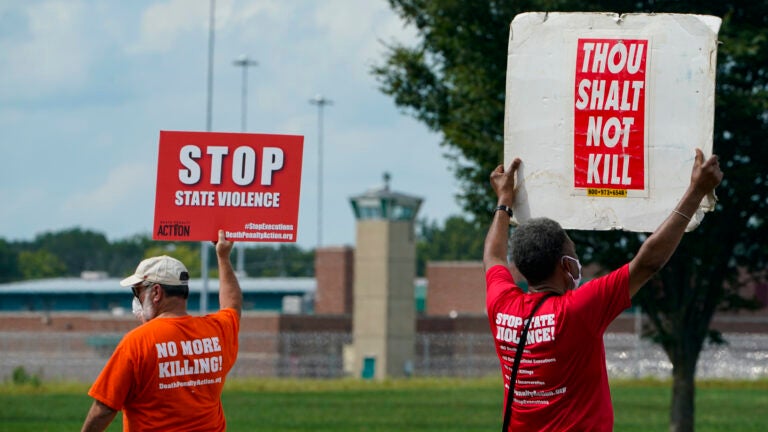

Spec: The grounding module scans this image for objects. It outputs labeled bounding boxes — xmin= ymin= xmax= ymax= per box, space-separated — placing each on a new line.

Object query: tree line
xmin=0 ymin=217 xmax=484 ymax=283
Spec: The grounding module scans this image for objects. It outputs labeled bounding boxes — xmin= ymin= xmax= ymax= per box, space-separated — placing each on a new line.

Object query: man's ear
xmin=559 ymin=258 xmax=572 ymax=281
xmin=151 ymin=284 xmax=163 ymax=304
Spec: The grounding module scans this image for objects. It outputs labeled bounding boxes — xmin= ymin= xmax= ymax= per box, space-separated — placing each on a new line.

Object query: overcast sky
xmin=0 ymin=0 xmax=464 ymax=249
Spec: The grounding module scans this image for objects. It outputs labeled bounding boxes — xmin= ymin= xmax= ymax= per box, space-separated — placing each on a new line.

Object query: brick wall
xmin=0 ymin=312 xmax=353 ymax=333
xmin=425 ymin=261 xmax=486 ymax=316
xmin=314 ymin=246 xmax=354 ymax=315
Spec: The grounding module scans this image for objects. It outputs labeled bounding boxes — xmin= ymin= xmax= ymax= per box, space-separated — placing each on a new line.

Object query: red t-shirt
xmin=486 ymin=264 xmax=631 ymax=431
xmin=88 ymin=309 xmax=239 ymax=432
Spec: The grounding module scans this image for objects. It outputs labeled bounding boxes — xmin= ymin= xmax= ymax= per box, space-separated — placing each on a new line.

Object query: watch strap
xmin=494 ymin=205 xmax=513 ymax=218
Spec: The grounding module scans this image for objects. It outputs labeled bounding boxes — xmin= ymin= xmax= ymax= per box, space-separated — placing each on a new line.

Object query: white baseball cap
xmin=120 ymin=255 xmax=190 ymax=287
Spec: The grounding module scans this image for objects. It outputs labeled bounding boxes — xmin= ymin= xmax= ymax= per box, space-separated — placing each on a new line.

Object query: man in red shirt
xmin=484 ymin=150 xmax=722 ymax=431
xmin=81 ymin=229 xmax=242 ymax=432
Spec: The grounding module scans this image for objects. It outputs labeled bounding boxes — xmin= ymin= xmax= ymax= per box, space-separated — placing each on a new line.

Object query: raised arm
xmin=215 ymin=229 xmax=243 ymax=317
xmin=483 ymin=158 xmax=522 ymax=272
xmin=628 ymin=149 xmax=723 ymax=297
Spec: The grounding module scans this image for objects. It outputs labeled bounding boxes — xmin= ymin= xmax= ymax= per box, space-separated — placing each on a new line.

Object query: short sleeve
xmin=87 ymin=338 xmax=134 ymax=410
xmin=209 ymin=308 xmax=240 ymax=374
xmin=568 ymin=263 xmax=631 ymax=334
xmin=213 ymin=308 xmax=239 ymax=339
xmin=486 ymin=265 xmax=520 ymax=309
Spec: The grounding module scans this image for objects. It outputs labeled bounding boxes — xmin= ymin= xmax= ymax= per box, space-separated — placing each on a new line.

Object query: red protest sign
xmin=153 ymin=131 xmax=304 ymax=242
xmin=573 ymin=38 xmax=648 ymax=196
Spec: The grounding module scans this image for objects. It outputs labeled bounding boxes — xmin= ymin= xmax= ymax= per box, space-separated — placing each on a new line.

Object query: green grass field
xmin=1 ymin=378 xmax=766 ymax=431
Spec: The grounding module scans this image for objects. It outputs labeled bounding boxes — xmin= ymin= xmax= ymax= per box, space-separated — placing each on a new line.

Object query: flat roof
xmin=0 ymin=277 xmax=316 ymax=294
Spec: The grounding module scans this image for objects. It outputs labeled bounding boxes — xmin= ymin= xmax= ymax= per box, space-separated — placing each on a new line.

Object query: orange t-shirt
xmin=88 ymin=309 xmax=239 ymax=432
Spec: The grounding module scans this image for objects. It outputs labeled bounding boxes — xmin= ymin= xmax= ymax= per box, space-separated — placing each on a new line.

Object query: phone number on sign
xmin=587 ymin=188 xmax=627 ymax=198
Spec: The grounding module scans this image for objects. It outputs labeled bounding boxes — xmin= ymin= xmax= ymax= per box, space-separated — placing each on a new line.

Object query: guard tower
xmin=349 ymin=173 xmax=422 ymax=379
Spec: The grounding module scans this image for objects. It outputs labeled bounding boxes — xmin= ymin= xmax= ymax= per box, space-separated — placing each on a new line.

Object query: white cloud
xmin=61 ymin=162 xmax=156 ymax=233
xmin=312 ymin=0 xmax=418 ymax=80
xmin=128 ymin=0 xmax=236 ymax=54
xmin=0 ymin=186 xmax=50 ymax=240
xmin=234 ymin=0 xmax=285 ymax=22
xmin=0 ymin=0 xmax=90 ymax=100
xmin=217 ymin=1 xmax=418 ymax=90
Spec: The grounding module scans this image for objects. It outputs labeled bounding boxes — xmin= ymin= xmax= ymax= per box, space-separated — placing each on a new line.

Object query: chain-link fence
xmin=1 ymin=331 xmax=767 ymax=383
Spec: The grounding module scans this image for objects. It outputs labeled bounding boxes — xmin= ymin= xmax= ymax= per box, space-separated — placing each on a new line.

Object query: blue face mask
xmin=562 ymin=256 xmax=582 ymax=288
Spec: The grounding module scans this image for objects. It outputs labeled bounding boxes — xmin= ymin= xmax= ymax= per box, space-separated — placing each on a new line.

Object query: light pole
xmin=309 ymin=94 xmax=332 ymax=248
xmin=232 ymin=54 xmax=258 ymax=276
xmin=233 ymin=55 xmax=258 ymax=133
xmin=201 ymin=0 xmax=216 ymax=315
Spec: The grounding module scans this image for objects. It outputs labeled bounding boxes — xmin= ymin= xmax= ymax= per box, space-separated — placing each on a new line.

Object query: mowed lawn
xmin=1 ymin=378 xmax=766 ymax=431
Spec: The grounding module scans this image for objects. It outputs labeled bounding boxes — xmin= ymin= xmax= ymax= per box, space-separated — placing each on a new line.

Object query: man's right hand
xmin=214 ymin=229 xmax=242 ymax=316
xmin=214 ymin=229 xmax=234 ymax=259
xmin=484 ymin=158 xmax=522 ymax=271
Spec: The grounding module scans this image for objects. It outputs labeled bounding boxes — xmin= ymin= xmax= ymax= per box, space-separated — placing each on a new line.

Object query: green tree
xmin=107 ymin=234 xmax=154 ymax=277
xmin=0 ymin=239 xmax=22 ymax=282
xmin=375 ymin=2 xmax=767 ymax=431
xmin=243 ymin=245 xmax=315 ymax=277
xmin=18 ymin=250 xmax=67 ymax=279
xmin=144 ymin=243 xmax=203 ymax=278
xmin=32 ymin=228 xmax=110 ymax=276
xmin=416 ymin=215 xmax=485 ymax=276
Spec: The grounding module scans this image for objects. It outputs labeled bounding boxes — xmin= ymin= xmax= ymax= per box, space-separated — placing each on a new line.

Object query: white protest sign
xmin=504 ymin=13 xmax=721 ymax=232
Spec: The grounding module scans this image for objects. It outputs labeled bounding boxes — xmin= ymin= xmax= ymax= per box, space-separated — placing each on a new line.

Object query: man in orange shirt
xmin=81 ymin=229 xmax=242 ymax=432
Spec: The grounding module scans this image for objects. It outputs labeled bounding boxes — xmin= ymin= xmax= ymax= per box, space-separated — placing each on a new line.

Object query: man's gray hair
xmin=511 ymin=217 xmax=567 ymax=285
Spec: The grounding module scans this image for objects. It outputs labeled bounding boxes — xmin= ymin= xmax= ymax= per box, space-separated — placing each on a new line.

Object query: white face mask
xmin=562 ymin=256 xmax=582 ymax=289
xmin=131 ymin=297 xmax=143 ymax=320
xmin=132 ymin=288 xmax=155 ymax=323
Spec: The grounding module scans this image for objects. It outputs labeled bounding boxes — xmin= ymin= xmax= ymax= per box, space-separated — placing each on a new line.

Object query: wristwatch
xmin=494 ymin=205 xmax=513 ymax=218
